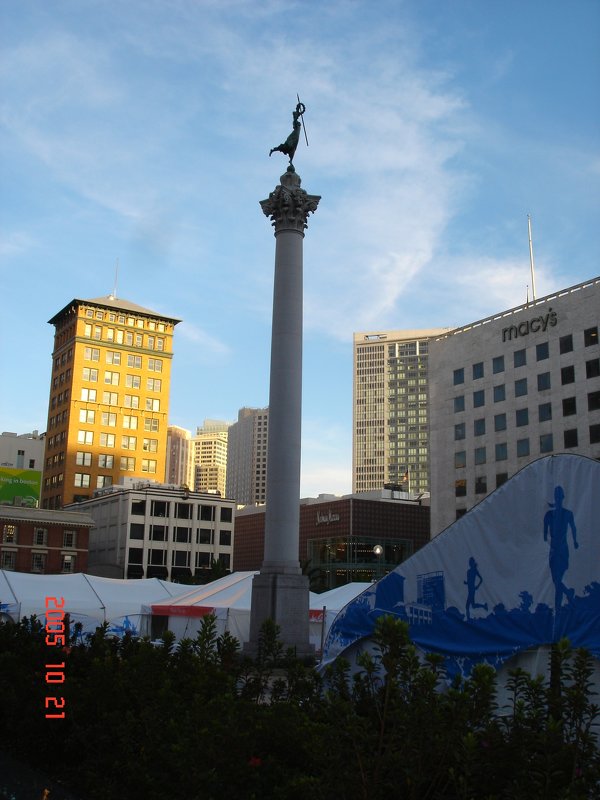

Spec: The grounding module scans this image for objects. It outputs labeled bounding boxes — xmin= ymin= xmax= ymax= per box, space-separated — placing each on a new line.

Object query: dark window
xmin=559 ymin=334 xmax=573 ymax=354
xmin=537 ymin=372 xmax=551 ymax=391
xmin=129 ymin=523 xmax=145 ymax=540
xmin=494 ymin=413 xmax=507 ymax=432
xmin=475 ymin=476 xmax=487 ymax=494
xmin=515 ymin=378 xmax=528 ymax=397
xmin=540 ymin=433 xmax=554 ymax=453
xmin=493 ymin=384 xmax=506 ymax=403
xmin=455 ymin=479 xmax=466 ymax=497
xmin=474 ymin=418 xmax=486 ymax=436
xmin=536 ymin=342 xmax=549 ymax=361
xmin=495 ymin=442 xmax=508 ymax=461
xmin=455 ymin=451 xmax=466 ymax=468
xmin=584 ymin=326 xmax=598 ymax=347
xmin=131 ymin=500 xmax=146 ymax=516
xmin=496 ymin=473 xmax=508 ymax=488
xmin=151 ymin=525 xmax=166 ymax=541
xmin=514 ymin=349 xmax=527 ymax=368
xmin=492 ymin=355 xmax=505 ymax=374
xmin=219 ymin=554 xmax=231 ymax=570
xmin=588 ymin=391 xmax=600 ymax=412
xmin=517 ymin=438 xmax=530 ymax=457
xmin=128 ymin=548 xmax=144 ymax=564
xmin=474 ymin=447 xmax=486 ymax=465
xmin=454 ymin=423 xmax=466 ymax=441
xmin=453 ymin=368 xmax=465 ymax=385
xmin=564 ymin=429 xmax=578 ymax=449
xmin=219 ymin=531 xmax=231 ymax=546
xmin=200 ymin=505 xmax=215 ymax=521
xmin=197 ymin=528 xmax=212 ymax=545
xmin=196 ymin=552 xmax=211 ymax=568
xmin=220 ymin=507 xmax=233 ymax=523
xmin=561 ymin=365 xmax=575 ymax=385
xmin=473 ymin=389 xmax=485 ymax=408
xmin=516 ymin=408 xmax=529 ymax=427
xmin=562 ymin=397 xmax=577 ymax=416
xmin=456 ymin=509 xmax=467 ymax=520
xmin=473 ymin=362 xmax=484 ymax=380
xmin=150 ymin=549 xmax=166 ymax=566
xmin=172 ymin=551 xmax=190 ymax=567
xmin=176 ymin=503 xmax=192 ymax=519
xmin=151 ymin=500 xmax=168 ymax=517
xmin=586 ymin=359 xmax=600 ymax=379
xmin=454 ymin=396 xmax=465 ymax=413
xmin=539 ymin=402 xmax=552 ymax=422
xmin=591 ymin=424 xmax=600 ymax=444
xmin=174 ymin=527 xmax=191 ymax=543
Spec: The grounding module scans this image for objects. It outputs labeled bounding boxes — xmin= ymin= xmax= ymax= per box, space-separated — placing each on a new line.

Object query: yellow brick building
xmin=42 ymin=295 xmax=180 ymax=508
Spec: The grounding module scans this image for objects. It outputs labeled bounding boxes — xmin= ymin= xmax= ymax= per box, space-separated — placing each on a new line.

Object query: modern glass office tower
xmin=353 ymin=328 xmax=451 ymax=496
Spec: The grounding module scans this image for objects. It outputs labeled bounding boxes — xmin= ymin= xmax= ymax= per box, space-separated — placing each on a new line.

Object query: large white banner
xmin=323 ymin=455 xmax=600 ymax=677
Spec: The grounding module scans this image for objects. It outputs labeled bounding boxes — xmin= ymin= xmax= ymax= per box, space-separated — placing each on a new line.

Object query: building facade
xmin=166 ymin=426 xmax=194 ymax=487
xmin=192 ymin=419 xmax=230 ymax=497
xmin=233 ymin=490 xmax=430 ymax=590
xmin=80 ymin=481 xmax=235 ymax=580
xmin=41 ymin=295 xmax=180 ymax=509
xmin=0 ymin=505 xmax=94 ymax=574
xmin=0 ymin=431 xmax=45 ymax=506
xmin=353 ymin=328 xmax=451 ymax=495
xmin=429 ymin=277 xmax=600 ymax=536
xmin=226 ymin=407 xmax=269 ymax=506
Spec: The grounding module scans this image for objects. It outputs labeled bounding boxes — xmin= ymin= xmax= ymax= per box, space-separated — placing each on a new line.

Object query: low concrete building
xmin=0 ymin=504 xmax=93 ymax=574
xmin=76 ymin=481 xmax=235 ymax=580
xmin=233 ymin=490 xmax=430 ymax=590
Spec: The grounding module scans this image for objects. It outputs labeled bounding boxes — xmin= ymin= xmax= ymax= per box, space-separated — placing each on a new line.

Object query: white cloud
xmin=0 ymin=231 xmax=34 ymax=259
xmin=176 ymin=321 xmax=231 ymax=360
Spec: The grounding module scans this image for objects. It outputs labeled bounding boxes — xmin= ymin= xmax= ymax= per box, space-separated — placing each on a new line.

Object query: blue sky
xmin=1 ymin=0 xmax=599 ymax=497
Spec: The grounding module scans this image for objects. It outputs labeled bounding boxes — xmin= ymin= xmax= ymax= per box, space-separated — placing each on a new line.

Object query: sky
xmin=1 ymin=0 xmax=599 ymax=497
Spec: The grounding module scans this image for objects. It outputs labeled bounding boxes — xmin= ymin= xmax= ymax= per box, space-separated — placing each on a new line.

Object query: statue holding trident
xmin=269 ymin=98 xmax=309 ymax=165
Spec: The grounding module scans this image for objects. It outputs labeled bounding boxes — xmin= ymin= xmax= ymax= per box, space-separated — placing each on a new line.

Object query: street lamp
xmin=373 ymin=544 xmax=383 ymax=580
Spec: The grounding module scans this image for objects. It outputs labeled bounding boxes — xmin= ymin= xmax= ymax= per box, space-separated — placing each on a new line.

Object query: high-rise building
xmin=429 ymin=276 xmax=600 ymax=536
xmin=166 ymin=425 xmax=193 ymax=487
xmin=353 ymin=329 xmax=451 ymax=495
xmin=226 ymin=407 xmax=269 ymax=506
xmin=41 ymin=295 xmax=180 ymax=508
xmin=192 ymin=419 xmax=230 ymax=497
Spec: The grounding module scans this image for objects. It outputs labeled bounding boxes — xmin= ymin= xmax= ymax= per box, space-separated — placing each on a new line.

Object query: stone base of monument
xmin=243 ymin=570 xmax=315 ymax=659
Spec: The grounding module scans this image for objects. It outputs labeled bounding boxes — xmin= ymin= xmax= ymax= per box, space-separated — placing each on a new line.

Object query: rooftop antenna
xmin=527 ymin=214 xmax=537 ymax=302
xmin=111 ymin=258 xmax=119 ymax=299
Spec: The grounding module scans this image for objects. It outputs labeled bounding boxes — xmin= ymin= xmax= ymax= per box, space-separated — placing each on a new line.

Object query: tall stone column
xmin=245 ymin=166 xmax=320 ymax=657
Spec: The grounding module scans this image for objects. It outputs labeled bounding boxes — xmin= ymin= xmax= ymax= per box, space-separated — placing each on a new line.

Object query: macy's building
xmin=429 ymin=277 xmax=600 ymax=536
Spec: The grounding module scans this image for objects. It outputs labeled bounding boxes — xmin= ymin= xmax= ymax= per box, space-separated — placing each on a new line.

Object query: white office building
xmin=192 ymin=419 xmax=230 ymax=497
xmin=429 ymin=277 xmax=600 ymax=536
xmin=226 ymin=407 xmax=269 ymax=506
xmin=78 ymin=480 xmax=235 ymax=580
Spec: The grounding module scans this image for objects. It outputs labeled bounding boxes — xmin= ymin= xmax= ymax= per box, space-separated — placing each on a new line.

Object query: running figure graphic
xmin=464 ymin=557 xmax=488 ymax=620
xmin=544 ymin=485 xmax=579 ymax=610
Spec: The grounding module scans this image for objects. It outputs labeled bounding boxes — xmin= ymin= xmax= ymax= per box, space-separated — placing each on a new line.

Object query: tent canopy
xmin=322 ymin=455 xmax=600 ymax=678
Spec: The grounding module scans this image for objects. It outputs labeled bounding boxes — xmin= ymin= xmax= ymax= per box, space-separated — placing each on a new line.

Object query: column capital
xmin=260 ymin=167 xmax=320 ymax=234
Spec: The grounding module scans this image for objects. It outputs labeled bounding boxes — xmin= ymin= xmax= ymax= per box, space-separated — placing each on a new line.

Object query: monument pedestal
xmin=246 ymin=571 xmax=313 ymax=658
xmin=244 ymin=166 xmax=320 ymax=659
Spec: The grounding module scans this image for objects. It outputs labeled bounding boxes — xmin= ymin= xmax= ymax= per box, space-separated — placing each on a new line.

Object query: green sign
xmin=0 ymin=468 xmax=41 ymax=506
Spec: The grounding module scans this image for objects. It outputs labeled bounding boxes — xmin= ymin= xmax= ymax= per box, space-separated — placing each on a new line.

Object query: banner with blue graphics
xmin=322 ymin=455 xmax=600 ymax=678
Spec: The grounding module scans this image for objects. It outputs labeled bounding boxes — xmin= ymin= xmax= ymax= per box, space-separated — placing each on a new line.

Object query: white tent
xmin=148 ymin=572 xmax=373 ymax=651
xmin=0 ymin=571 xmax=188 ymax=639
